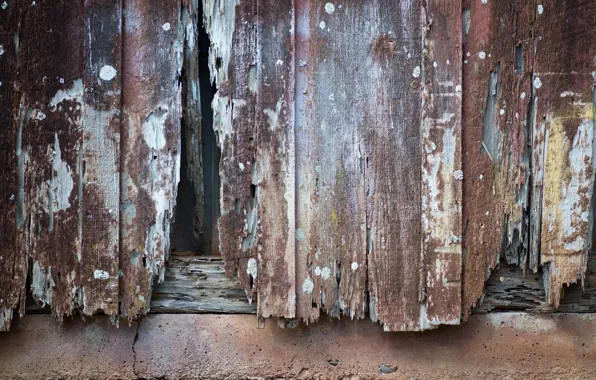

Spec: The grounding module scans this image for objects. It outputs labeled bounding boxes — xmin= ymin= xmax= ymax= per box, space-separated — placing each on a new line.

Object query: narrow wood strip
xmin=421 ymin=0 xmax=463 ymax=326
xmin=294 ymin=0 xmax=369 ymax=323
xmin=461 ymin=0 xmax=535 ymax=317
xmin=80 ymin=0 xmax=122 ymax=317
xmin=532 ymin=0 xmax=596 ymax=307
xmin=120 ymin=0 xmax=183 ymax=319
xmin=204 ymin=0 xmax=259 ymax=299
xmin=0 ymin=0 xmax=24 ymax=331
xmin=365 ymin=0 xmax=424 ymax=331
xmin=254 ymin=0 xmax=296 ymax=319
xmin=19 ymin=0 xmax=86 ymax=321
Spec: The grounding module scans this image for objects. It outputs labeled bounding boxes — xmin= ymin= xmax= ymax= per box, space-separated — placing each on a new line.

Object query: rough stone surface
xmin=3 ymin=313 xmax=596 ymax=379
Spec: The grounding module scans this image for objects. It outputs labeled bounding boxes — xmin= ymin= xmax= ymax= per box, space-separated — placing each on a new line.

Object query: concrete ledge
xmin=2 ymin=313 xmax=596 ymax=379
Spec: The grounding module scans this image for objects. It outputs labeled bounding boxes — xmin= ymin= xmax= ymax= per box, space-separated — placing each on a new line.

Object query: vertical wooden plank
xmin=461 ymin=0 xmax=535 ymax=316
xmin=295 ymin=0 xmax=368 ymax=323
xmin=120 ymin=0 xmax=183 ymax=319
xmin=532 ymin=0 xmax=596 ymax=306
xmin=181 ymin=0 xmax=204 ymax=251
xmin=19 ymin=0 xmax=86 ymax=320
xmin=204 ymin=0 xmax=258 ymax=299
xmin=421 ymin=0 xmax=463 ymax=326
xmin=365 ymin=0 xmax=424 ymax=331
xmin=254 ymin=0 xmax=296 ymax=319
xmin=81 ymin=0 xmax=122 ymax=317
xmin=0 ymin=0 xmax=25 ymax=331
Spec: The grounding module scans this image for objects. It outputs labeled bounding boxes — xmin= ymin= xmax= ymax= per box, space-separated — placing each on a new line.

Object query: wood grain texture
xmin=204 ymin=0 xmax=258 ymax=301
xmin=0 ymin=0 xmax=24 ymax=331
xmin=532 ymin=0 xmax=596 ymax=307
xmin=181 ymin=0 xmax=205 ymax=249
xmin=461 ymin=0 xmax=536 ymax=317
xmin=150 ymin=254 xmax=256 ymax=314
xmin=294 ymin=0 xmax=368 ymax=323
xmin=254 ymin=0 xmax=296 ymax=319
xmin=120 ymin=0 xmax=183 ymax=319
xmin=364 ymin=0 xmax=426 ymax=331
xmin=81 ymin=0 xmax=122 ymax=317
xmin=19 ymin=0 xmax=86 ymax=321
xmin=421 ymin=0 xmax=463 ymax=326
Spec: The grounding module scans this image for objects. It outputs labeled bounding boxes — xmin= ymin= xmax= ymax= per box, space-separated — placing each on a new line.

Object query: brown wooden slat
xmin=0 ymin=0 xmax=24 ymax=331
xmin=120 ymin=0 xmax=183 ymax=319
xmin=81 ymin=0 xmax=122 ymax=317
xmin=421 ymin=0 xmax=463 ymax=326
xmin=204 ymin=0 xmax=258 ymax=299
xmin=254 ymin=0 xmax=296 ymax=319
xmin=532 ymin=0 xmax=596 ymax=307
xmin=20 ymin=0 xmax=85 ymax=321
xmin=461 ymin=0 xmax=536 ymax=317
xmin=294 ymin=0 xmax=368 ymax=324
xmin=364 ymin=0 xmax=425 ymax=331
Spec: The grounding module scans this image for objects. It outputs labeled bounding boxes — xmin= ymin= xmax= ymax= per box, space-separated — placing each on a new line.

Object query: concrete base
xmin=2 ymin=313 xmax=596 ymax=379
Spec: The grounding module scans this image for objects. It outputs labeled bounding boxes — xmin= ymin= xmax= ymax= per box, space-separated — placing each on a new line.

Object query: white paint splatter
xmin=34 ymin=110 xmax=46 ymax=121
xmin=143 ymin=108 xmax=168 ymax=150
xmin=533 ymin=77 xmax=542 ymax=89
xmin=479 ymin=174 xmax=484 ymax=181
xmin=49 ymin=79 xmax=83 ymax=109
xmin=99 ymin=65 xmax=117 ymax=81
xmin=238 ymin=162 xmax=245 ymax=172
xmin=0 ymin=45 xmax=4 ymax=56
xmin=351 ymin=262 xmax=359 ymax=271
xmin=446 ymin=59 xmax=450 ymax=65
xmin=321 ymin=267 xmax=331 ymax=280
xmin=314 ymin=266 xmax=322 ymax=276
xmin=537 ymin=4 xmax=543 ymax=14
xmin=455 ymin=85 xmax=462 ymax=92
xmin=275 ymin=59 xmax=283 ymax=66
xmin=520 ymin=92 xmax=526 ymax=99
xmin=324 ymin=2 xmax=335 ymax=14
xmin=319 ymin=21 xmax=326 ymax=29
xmin=299 ymin=59 xmax=307 ymax=67
xmin=478 ymin=51 xmax=486 ymax=60
xmin=162 ymin=22 xmax=171 ymax=31
xmin=93 ymin=270 xmax=110 ymax=280
xmin=560 ymin=91 xmax=579 ymax=98
xmin=466 ymin=52 xmax=471 ymax=57
xmin=295 ymin=228 xmax=305 ymax=241
xmin=328 ymin=93 xmax=335 ymax=101
xmin=453 ymin=170 xmax=464 ymax=181
xmin=1 ymin=2 xmax=7 ymax=10
xmin=246 ymin=258 xmax=258 ymax=279
xmin=481 ymin=0 xmax=487 ymax=4
xmin=499 ymin=109 xmax=505 ymax=115
xmin=412 ymin=66 xmax=421 ymax=78
xmin=59 ymin=78 xmax=64 ymax=84
xmin=464 ymin=60 xmax=468 ymax=64
xmin=302 ymin=277 xmax=314 ymax=294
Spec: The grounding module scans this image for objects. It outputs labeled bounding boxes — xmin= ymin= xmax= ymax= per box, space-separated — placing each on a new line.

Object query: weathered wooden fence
xmin=1 ymin=0 xmax=595 ymax=332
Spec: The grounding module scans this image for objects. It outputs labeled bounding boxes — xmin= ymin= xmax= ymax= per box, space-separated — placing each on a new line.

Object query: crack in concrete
xmin=132 ymin=320 xmax=141 ymax=379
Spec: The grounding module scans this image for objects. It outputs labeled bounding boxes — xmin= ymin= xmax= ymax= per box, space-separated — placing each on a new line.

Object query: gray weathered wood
xmin=150 ymin=254 xmax=256 ymax=314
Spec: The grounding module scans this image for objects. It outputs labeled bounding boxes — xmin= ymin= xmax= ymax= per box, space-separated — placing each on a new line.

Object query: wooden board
xmin=254 ymin=0 xmax=296 ymax=319
xmin=294 ymin=0 xmax=368 ymax=324
xmin=0 ymin=0 xmax=24 ymax=331
xmin=461 ymin=0 xmax=535 ymax=317
xmin=213 ymin=0 xmax=465 ymax=330
xmin=532 ymin=0 xmax=596 ymax=307
xmin=120 ymin=0 xmax=184 ymax=319
xmin=204 ymin=0 xmax=259 ymax=302
xmin=421 ymin=0 xmax=463 ymax=326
